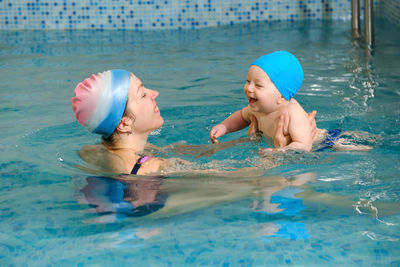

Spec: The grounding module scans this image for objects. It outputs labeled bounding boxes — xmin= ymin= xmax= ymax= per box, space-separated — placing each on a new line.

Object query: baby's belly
xmin=258 ymin=130 xmax=274 ymax=142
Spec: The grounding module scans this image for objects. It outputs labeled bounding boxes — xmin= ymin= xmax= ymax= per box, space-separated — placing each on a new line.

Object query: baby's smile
xmin=248 ymin=96 xmax=258 ymax=104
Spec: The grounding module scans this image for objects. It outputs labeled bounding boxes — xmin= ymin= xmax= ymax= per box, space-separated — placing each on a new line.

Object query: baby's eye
xmin=256 ymin=84 xmax=263 ymax=88
xmin=246 ymin=80 xmax=250 ymax=84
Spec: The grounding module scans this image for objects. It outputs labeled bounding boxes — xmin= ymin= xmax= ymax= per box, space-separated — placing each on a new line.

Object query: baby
xmin=210 ymin=51 xmax=317 ymax=152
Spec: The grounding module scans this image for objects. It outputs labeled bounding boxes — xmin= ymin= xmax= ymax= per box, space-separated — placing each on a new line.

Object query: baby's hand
xmin=209 ymin=124 xmax=227 ymax=144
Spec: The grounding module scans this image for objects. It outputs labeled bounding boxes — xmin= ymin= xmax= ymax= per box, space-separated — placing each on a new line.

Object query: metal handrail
xmin=351 ymin=0 xmax=374 ymax=47
xmin=352 ymin=0 xmax=361 ymax=38
xmin=364 ymin=0 xmax=374 ymax=46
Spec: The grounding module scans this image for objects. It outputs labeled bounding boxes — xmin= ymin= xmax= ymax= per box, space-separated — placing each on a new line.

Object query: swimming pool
xmin=1 ymin=20 xmax=399 ymax=265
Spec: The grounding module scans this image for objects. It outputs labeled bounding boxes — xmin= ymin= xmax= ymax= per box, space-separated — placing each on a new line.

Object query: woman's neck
xmin=104 ymin=132 xmax=150 ymax=173
xmin=106 ymin=132 xmax=149 ymax=155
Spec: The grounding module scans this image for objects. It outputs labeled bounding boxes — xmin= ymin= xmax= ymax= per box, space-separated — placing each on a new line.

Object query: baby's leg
xmin=343 ymin=130 xmax=380 ymax=143
xmin=333 ymin=141 xmax=373 ymax=151
xmin=332 ymin=130 xmax=378 ymax=151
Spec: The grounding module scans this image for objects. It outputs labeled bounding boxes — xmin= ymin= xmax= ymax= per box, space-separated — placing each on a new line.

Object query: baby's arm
xmin=209 ymin=107 xmax=250 ymax=143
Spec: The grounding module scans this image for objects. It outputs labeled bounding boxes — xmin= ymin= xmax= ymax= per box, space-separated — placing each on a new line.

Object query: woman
xmin=72 ymin=69 xmax=318 ymax=175
xmin=72 ymin=69 xmax=167 ymax=175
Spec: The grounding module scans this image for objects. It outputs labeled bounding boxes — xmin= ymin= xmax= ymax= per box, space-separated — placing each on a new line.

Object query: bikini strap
xmin=131 ymin=155 xmax=151 ymax=175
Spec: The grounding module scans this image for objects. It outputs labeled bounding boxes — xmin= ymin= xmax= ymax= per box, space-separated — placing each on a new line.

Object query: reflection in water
xmin=75 ymin=170 xmax=399 ymax=243
xmin=252 ymin=186 xmax=310 ymax=241
xmin=75 ymin=171 xmax=317 ymax=242
xmin=77 ymin=176 xmax=167 ymax=223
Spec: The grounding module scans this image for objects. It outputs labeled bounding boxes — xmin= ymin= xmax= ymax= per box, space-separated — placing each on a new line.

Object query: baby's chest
xmin=257 ymin=113 xmax=290 ymax=140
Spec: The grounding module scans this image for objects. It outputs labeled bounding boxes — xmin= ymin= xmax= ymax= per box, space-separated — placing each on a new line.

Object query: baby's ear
xmin=277 ymin=95 xmax=286 ymax=104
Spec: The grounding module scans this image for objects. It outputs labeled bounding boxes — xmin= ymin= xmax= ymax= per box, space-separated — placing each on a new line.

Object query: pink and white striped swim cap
xmin=71 ymin=69 xmax=131 ymax=138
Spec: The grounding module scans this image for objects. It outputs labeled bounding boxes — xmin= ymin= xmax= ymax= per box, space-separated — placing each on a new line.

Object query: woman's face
xmin=125 ymin=73 xmax=164 ymax=134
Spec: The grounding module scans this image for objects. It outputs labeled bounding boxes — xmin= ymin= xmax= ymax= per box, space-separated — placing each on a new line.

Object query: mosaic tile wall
xmin=0 ymin=0 xmax=393 ymax=30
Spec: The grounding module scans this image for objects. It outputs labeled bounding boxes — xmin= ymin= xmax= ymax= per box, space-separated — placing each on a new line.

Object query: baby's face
xmin=244 ymin=65 xmax=282 ymax=113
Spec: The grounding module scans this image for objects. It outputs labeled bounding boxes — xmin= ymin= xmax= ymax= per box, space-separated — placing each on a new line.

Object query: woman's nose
xmin=151 ymin=90 xmax=159 ymax=99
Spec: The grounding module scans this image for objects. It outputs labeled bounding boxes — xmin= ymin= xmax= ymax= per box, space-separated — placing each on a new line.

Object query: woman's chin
xmin=155 ymin=117 xmax=164 ymax=129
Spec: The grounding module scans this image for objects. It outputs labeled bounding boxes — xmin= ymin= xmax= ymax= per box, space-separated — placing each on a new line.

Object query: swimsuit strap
xmin=131 ymin=155 xmax=151 ymax=175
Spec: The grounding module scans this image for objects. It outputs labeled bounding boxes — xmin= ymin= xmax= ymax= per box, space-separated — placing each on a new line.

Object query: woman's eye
xmin=256 ymin=84 xmax=263 ymax=88
xmin=142 ymin=93 xmax=147 ymax=98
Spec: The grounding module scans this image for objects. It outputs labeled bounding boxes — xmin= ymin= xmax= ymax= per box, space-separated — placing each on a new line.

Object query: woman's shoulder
xmin=78 ymin=144 xmax=192 ymax=175
xmin=136 ymin=157 xmax=166 ymax=175
xmin=78 ymin=144 xmax=127 ymax=173
xmin=137 ymin=156 xmax=194 ymax=176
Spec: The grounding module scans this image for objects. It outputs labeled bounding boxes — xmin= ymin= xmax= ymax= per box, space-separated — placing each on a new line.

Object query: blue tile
xmin=0 ymin=0 xmax=393 ymax=30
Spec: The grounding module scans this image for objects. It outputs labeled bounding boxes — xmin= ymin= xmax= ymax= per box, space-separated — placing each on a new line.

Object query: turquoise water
xmin=1 ymin=20 xmax=399 ymax=266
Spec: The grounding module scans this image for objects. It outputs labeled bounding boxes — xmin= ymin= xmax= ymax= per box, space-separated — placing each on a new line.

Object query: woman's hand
xmin=273 ymin=110 xmax=318 ymax=148
xmin=273 ymin=114 xmax=291 ymax=148
xmin=308 ymin=110 xmax=318 ymax=141
xmin=209 ymin=124 xmax=227 ymax=144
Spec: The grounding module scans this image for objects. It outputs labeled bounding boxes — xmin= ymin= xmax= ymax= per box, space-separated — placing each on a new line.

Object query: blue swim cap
xmin=252 ymin=51 xmax=303 ymax=101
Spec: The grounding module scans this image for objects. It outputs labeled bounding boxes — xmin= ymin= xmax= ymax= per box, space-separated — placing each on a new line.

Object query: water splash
xmin=361 ymin=231 xmax=399 ymax=242
xmin=354 ymin=198 xmax=398 ymax=226
xmin=344 ymin=43 xmax=379 ymax=112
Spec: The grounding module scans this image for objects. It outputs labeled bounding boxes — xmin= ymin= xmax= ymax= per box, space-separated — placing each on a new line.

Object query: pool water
xmin=1 ymin=20 xmax=399 ymax=266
